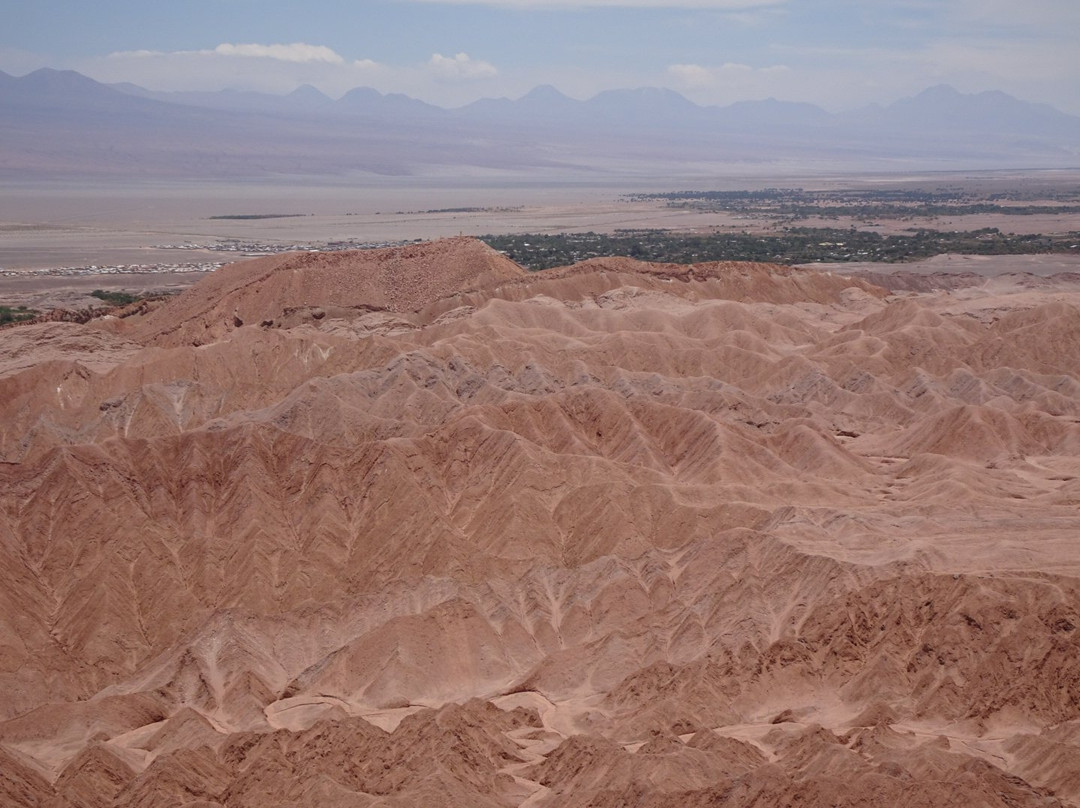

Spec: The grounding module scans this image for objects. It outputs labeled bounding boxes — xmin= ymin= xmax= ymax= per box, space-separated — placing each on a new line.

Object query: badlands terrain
xmin=1 ymin=236 xmax=1079 ymax=806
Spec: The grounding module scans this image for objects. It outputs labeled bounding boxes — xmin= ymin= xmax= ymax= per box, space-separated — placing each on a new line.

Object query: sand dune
xmin=1 ymin=238 xmax=1078 ymax=806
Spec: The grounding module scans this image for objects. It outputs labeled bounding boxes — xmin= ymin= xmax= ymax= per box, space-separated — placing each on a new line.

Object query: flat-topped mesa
xmin=131 ymin=236 xmax=527 ymax=347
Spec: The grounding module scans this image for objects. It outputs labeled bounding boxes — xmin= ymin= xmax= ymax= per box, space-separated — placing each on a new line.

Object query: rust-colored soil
xmin=1 ymin=238 xmax=1078 ymax=807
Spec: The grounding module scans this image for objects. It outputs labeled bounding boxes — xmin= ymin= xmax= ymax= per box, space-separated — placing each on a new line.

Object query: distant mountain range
xmin=2 ymin=68 xmax=1078 ymax=180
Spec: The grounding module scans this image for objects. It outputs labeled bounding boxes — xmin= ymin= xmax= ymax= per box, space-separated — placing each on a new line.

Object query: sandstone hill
xmin=1 ymin=238 xmax=1078 ymax=807
xmin=133 ymin=236 xmax=526 ymax=346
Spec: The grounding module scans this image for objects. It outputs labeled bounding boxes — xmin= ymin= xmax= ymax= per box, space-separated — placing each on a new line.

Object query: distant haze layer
xmin=2 ymin=69 xmax=1079 ymax=181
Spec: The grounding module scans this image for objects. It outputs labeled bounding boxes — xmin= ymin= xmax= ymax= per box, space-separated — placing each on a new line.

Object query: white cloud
xmin=91 ymin=45 xmax=384 ymax=96
xmin=94 ymin=45 xmax=499 ymax=95
xmin=428 ymin=52 xmax=498 ymax=82
xmin=667 ymin=61 xmax=787 ymax=85
xmin=666 ymin=64 xmax=716 ymax=86
xmin=211 ymin=43 xmax=346 ymax=64
xmin=663 ymin=62 xmax=795 ymax=106
xmin=81 ymin=44 xmax=503 ymax=105
xmin=109 ymin=42 xmax=348 ymax=65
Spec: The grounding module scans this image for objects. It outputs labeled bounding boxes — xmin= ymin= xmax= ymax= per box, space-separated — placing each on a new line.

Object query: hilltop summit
xmin=135 ymin=236 xmax=526 ymax=346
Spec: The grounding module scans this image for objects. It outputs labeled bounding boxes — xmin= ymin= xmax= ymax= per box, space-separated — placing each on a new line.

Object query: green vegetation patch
xmin=626 ymin=187 xmax=1080 ymax=220
xmin=0 ymin=305 xmax=38 ymax=325
xmin=481 ymin=228 xmax=1080 ymax=271
xmin=208 ymin=214 xmax=308 ymax=220
xmin=90 ymin=289 xmax=141 ymax=306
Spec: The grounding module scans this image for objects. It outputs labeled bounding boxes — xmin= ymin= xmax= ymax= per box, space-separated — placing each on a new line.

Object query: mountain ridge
xmin=2 ymin=67 xmax=1079 ymax=178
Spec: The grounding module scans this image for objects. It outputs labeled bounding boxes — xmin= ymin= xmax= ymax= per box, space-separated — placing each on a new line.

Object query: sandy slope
xmin=0 ymin=238 xmax=1078 ymax=807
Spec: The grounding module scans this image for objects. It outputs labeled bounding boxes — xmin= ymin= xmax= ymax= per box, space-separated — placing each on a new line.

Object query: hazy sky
xmin=3 ymin=0 xmax=1078 ymax=112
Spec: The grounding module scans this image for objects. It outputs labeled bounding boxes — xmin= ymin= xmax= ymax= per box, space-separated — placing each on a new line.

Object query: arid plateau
xmin=1 ymin=226 xmax=1080 ymax=807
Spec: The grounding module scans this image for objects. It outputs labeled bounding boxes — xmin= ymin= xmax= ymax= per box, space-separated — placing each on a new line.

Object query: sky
xmin=2 ymin=0 xmax=1078 ymax=113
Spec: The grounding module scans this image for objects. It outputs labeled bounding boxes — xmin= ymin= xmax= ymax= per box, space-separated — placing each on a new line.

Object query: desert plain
xmin=1 ymin=172 xmax=1079 ymax=807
